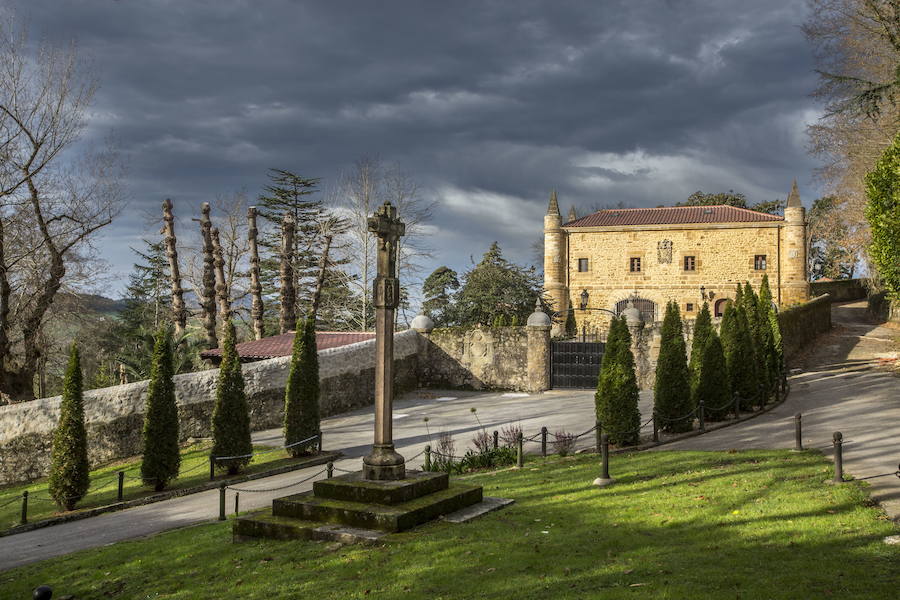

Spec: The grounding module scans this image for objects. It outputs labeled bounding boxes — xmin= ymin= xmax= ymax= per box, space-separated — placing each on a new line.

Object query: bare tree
xmin=279 ymin=214 xmax=296 ymax=333
xmin=162 ymin=199 xmax=186 ymax=337
xmin=248 ymin=206 xmax=264 ymax=339
xmin=0 ymin=22 xmax=122 ymax=402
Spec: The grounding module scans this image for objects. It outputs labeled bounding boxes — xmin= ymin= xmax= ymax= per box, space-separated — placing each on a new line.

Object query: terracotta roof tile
xmin=564 ymin=205 xmax=783 ymax=227
xmin=200 ymin=331 xmax=376 ymax=360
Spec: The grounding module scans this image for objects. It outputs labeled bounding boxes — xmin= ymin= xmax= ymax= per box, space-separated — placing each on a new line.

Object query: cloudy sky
xmin=14 ymin=0 xmax=823 ymax=299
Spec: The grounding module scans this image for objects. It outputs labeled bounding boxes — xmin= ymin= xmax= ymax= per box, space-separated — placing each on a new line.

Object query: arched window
xmin=614 ymin=298 xmax=657 ymax=323
xmin=714 ymin=298 xmax=729 ymax=318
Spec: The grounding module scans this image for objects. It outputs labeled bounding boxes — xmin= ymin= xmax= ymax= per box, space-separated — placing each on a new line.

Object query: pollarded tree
xmin=654 ymin=301 xmax=692 ymax=433
xmin=283 ymin=314 xmax=320 ymax=457
xmin=688 ymin=302 xmax=713 ymax=408
xmin=595 ymin=316 xmax=641 ymax=446
xmin=141 ymin=327 xmax=181 ymax=491
xmin=48 ymin=343 xmax=90 ymax=511
xmin=865 ymin=132 xmax=900 ymax=300
xmin=696 ymin=330 xmax=731 ymax=421
xmin=211 ymin=322 xmax=252 ymax=475
xmin=720 ymin=302 xmax=759 ymax=411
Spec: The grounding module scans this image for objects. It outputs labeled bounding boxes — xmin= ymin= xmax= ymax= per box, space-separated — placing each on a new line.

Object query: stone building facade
xmin=544 ymin=183 xmax=809 ymax=333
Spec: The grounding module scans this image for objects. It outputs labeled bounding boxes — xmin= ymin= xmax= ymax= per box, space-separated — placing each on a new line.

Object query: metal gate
xmin=550 ymin=340 xmax=605 ymax=389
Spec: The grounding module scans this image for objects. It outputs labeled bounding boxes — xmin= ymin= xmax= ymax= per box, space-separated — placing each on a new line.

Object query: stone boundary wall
xmin=0 ymin=330 xmax=421 ymax=486
xmin=867 ymin=291 xmax=900 ymax=324
xmin=809 ymin=279 xmax=868 ymax=302
xmin=778 ymin=294 xmax=832 ymax=361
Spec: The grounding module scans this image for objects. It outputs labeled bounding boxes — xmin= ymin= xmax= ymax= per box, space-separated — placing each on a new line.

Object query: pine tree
xmin=211 ymin=322 xmax=253 ymax=474
xmin=595 ymin=317 xmax=641 ymax=446
xmin=720 ymin=302 xmax=759 ymax=411
xmin=283 ymin=314 xmax=320 ymax=457
xmin=696 ymin=330 xmax=731 ymax=421
xmin=141 ymin=327 xmax=181 ymax=491
xmin=654 ymin=302 xmax=693 ymax=433
xmin=688 ymin=302 xmax=713 ymax=409
xmin=48 ymin=344 xmax=90 ymax=511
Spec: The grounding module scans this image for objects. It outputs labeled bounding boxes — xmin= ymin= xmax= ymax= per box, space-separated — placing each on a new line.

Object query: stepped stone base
xmin=233 ymin=468 xmax=484 ymax=542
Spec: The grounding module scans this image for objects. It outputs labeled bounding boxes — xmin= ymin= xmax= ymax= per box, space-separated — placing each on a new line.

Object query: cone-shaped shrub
xmin=284 ymin=314 xmax=320 ymax=457
xmin=743 ymin=282 xmax=769 ymax=400
xmin=734 ymin=283 xmax=744 ymax=309
xmin=696 ymin=330 xmax=731 ymax=421
xmin=688 ymin=302 xmax=713 ymax=408
xmin=595 ymin=316 xmax=640 ymax=446
xmin=141 ymin=327 xmax=181 ymax=491
xmin=654 ymin=301 xmax=692 ymax=433
xmin=211 ymin=322 xmax=252 ymax=474
xmin=758 ymin=274 xmax=783 ymax=388
xmin=48 ymin=343 xmax=90 ymax=511
xmin=564 ymin=307 xmax=577 ymax=338
xmin=720 ymin=302 xmax=759 ymax=411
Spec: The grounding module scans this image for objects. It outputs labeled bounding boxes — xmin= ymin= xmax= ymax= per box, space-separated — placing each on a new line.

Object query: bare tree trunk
xmin=310 ymin=234 xmax=334 ymax=319
xmin=247 ymin=206 xmax=265 ymax=339
xmin=210 ymin=227 xmax=230 ymax=327
xmin=280 ymin=214 xmax=296 ymax=333
xmin=199 ymin=203 xmax=218 ymax=348
xmin=162 ymin=198 xmax=187 ymax=336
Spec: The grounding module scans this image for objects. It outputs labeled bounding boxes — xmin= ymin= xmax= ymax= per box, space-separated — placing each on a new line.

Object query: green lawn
xmin=0 ymin=442 xmax=300 ymax=531
xmin=2 ymin=450 xmax=897 ymax=599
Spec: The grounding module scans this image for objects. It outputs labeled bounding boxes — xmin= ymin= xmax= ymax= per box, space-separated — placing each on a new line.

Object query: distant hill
xmin=57 ymin=293 xmax=128 ymax=316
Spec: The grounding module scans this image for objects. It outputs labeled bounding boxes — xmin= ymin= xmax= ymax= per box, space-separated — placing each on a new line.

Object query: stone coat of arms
xmin=657 ymin=240 xmax=672 ymax=264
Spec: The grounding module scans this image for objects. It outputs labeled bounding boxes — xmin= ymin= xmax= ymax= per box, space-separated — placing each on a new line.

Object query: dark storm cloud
xmin=13 ymin=0 xmax=821 ymax=294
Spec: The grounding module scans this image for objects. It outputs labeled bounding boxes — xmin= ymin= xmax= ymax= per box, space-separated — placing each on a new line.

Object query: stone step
xmin=273 ymin=482 xmax=483 ymax=532
xmin=233 ymin=510 xmax=387 ymax=545
xmin=313 ymin=469 xmax=449 ymax=505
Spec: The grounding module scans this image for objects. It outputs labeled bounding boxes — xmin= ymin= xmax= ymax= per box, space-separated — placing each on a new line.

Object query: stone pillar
xmin=526 ymin=301 xmax=551 ymax=392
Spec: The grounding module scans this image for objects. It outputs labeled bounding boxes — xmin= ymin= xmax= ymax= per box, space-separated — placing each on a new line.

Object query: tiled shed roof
xmin=200 ymin=331 xmax=376 ymax=361
xmin=564 ymin=205 xmax=783 ymax=227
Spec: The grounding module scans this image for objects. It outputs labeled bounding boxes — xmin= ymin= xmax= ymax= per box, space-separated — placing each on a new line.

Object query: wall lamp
xmin=580 ymin=289 xmax=589 ymax=310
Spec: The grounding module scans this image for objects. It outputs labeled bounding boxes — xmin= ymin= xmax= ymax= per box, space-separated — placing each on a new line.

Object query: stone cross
xmin=362 ymin=202 xmax=406 ymax=480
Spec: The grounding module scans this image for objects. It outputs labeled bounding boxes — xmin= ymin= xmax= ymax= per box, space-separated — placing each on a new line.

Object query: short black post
xmin=794 ymin=413 xmax=803 ymax=451
xmin=832 ymin=431 xmax=844 ymax=483
xmin=516 ymin=432 xmax=524 ymax=468
xmin=117 ymin=471 xmax=125 ymax=502
xmin=698 ymin=399 xmax=706 ymax=432
xmin=424 ymin=445 xmax=431 ymax=471
xmin=317 ymin=430 xmax=323 ymax=453
xmin=593 ymin=434 xmax=614 ymax=487
xmin=32 ymin=584 xmax=53 ymax=600
xmin=541 ymin=427 xmax=548 ymax=457
xmin=20 ymin=490 xmax=28 ymax=525
xmin=209 ymin=455 xmax=215 ymax=481
xmin=234 ymin=491 xmax=239 ymax=516
xmin=493 ymin=430 xmax=499 ymax=450
xmin=595 ymin=420 xmax=602 ymax=453
xmin=327 ymin=462 xmax=334 ymax=478
xmin=733 ymin=393 xmax=740 ymax=421
xmin=652 ymin=414 xmax=659 ymax=443
xmin=218 ymin=483 xmax=226 ymax=521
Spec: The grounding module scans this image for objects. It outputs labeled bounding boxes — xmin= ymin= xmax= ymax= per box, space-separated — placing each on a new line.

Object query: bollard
xmin=317 ymin=431 xmax=323 ymax=453
xmin=794 ymin=413 xmax=803 ymax=451
xmin=595 ymin=420 xmax=602 ymax=453
xmin=20 ymin=490 xmax=28 ymax=525
xmin=592 ymin=434 xmax=614 ymax=487
xmin=541 ymin=427 xmax=548 ymax=457
xmin=516 ymin=432 xmax=524 ymax=468
xmin=493 ymin=430 xmax=499 ymax=450
xmin=832 ymin=432 xmax=844 ymax=483
xmin=327 ymin=462 xmax=334 ymax=478
xmin=698 ymin=399 xmax=706 ymax=432
xmin=733 ymin=393 xmax=740 ymax=421
xmin=117 ymin=471 xmax=125 ymax=502
xmin=652 ymin=415 xmax=659 ymax=443
xmin=209 ymin=455 xmax=216 ymax=481
xmin=234 ymin=491 xmax=240 ymax=516
xmin=424 ymin=445 xmax=431 ymax=471
xmin=218 ymin=483 xmax=226 ymax=521
xmin=32 ymin=585 xmax=53 ymax=600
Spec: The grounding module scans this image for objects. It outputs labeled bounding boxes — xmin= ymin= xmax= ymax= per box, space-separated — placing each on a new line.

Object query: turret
xmin=566 ymin=205 xmax=577 ymax=224
xmin=779 ymin=180 xmax=809 ymax=305
xmin=543 ymin=190 xmax=568 ymax=326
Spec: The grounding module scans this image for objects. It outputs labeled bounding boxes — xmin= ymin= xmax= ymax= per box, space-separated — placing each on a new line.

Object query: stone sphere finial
xmin=527 ymin=298 xmax=551 ymax=327
xmin=410 ymin=314 xmax=435 ymax=333
xmin=623 ymin=299 xmax=642 ymax=327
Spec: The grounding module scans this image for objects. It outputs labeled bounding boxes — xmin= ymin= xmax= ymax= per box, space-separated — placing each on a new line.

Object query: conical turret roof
xmin=547 ymin=190 xmax=560 ymax=216
xmin=786 ymin=180 xmax=801 ymax=208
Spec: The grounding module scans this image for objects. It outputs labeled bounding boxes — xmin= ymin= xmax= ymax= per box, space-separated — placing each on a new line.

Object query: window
xmin=754 ymin=255 xmax=767 ymax=270
xmin=686 ymin=302 xmax=694 ymax=312
xmin=683 ymin=256 xmax=696 ymax=271
xmin=714 ymin=298 xmax=728 ymax=317
xmin=629 ymin=257 xmax=641 ymax=272
xmin=577 ymin=258 xmax=589 ymax=272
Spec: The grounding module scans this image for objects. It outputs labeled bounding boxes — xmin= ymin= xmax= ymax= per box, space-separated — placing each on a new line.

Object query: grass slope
xmin=2 ymin=450 xmax=897 ymax=599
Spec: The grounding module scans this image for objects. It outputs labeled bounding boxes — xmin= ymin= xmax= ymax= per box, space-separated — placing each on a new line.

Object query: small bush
xmin=499 ymin=423 xmax=523 ymax=447
xmin=471 ymin=430 xmax=492 ymax=453
xmin=551 ymin=431 xmax=577 ymax=456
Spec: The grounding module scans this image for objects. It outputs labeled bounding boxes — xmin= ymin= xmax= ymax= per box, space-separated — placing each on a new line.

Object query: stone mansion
xmin=543 ymin=182 xmax=809 ymax=333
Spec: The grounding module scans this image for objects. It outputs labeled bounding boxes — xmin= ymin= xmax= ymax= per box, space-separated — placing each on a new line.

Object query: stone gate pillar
xmin=526 ymin=300 xmax=551 ymax=392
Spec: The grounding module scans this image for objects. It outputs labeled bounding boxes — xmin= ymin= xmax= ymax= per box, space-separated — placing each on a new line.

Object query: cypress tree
xmin=284 ymin=314 xmax=320 ymax=457
xmin=48 ymin=344 xmax=90 ymax=511
xmin=595 ymin=317 xmax=640 ymax=446
xmin=734 ymin=283 xmax=744 ymax=310
xmin=654 ymin=301 xmax=692 ymax=433
xmin=758 ymin=274 xmax=783 ymax=391
xmin=564 ymin=307 xmax=577 ymax=338
xmin=688 ymin=302 xmax=713 ymax=409
xmin=696 ymin=330 xmax=731 ymax=421
xmin=743 ymin=282 xmax=769 ymax=400
xmin=141 ymin=327 xmax=181 ymax=491
xmin=211 ymin=322 xmax=253 ymax=474
xmin=720 ymin=303 xmax=759 ymax=411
